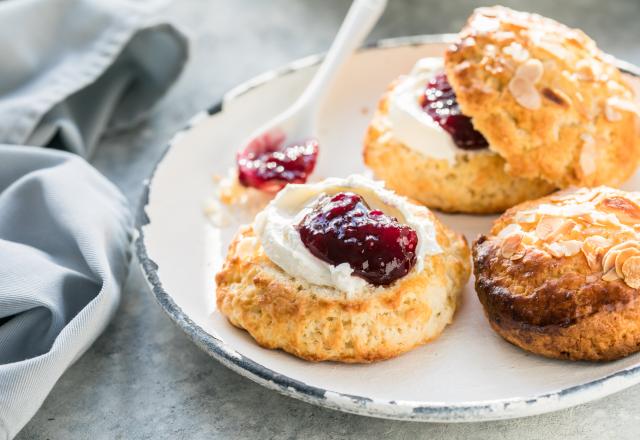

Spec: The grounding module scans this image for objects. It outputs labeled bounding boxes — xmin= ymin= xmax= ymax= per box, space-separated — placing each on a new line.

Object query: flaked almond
xmin=584 ymin=235 xmax=612 ymax=250
xmin=581 ymin=235 xmax=611 ymax=270
xmin=509 ymin=80 xmax=541 ymax=109
xmin=549 ymin=189 xmax=581 ymax=202
xmin=615 ymin=247 xmax=640 ymax=278
xmin=603 ymin=241 xmax=640 ymax=273
xmin=608 ymin=240 xmax=640 ymax=254
xmin=602 ymin=268 xmax=620 ymax=282
xmin=545 ymin=240 xmax=582 ymax=258
xmin=508 ymin=59 xmax=543 ymax=110
xmin=583 ymin=249 xmax=600 ymax=271
xmin=514 ymin=210 xmax=537 ymax=223
xmin=607 ymin=96 xmax=640 ymax=116
xmin=545 ymin=242 xmax=564 ymax=258
xmin=558 ymin=240 xmax=583 ymax=257
xmin=501 ymin=234 xmax=523 ymax=259
xmin=509 ymin=250 xmax=526 ymax=261
xmin=538 ymin=42 xmax=568 ymax=60
xmin=498 ymin=223 xmax=523 ymax=238
xmin=579 ymin=134 xmax=597 ymax=177
xmin=580 ymin=226 xmax=607 ymax=237
xmin=520 ymin=231 xmax=539 ymax=246
xmin=598 ymin=196 xmax=640 ymax=225
xmin=621 ymin=256 xmax=640 ymax=288
xmin=602 ymin=248 xmax=620 ymax=274
xmin=517 ymin=58 xmax=544 ymax=82
xmin=535 ymin=216 xmax=565 ymax=240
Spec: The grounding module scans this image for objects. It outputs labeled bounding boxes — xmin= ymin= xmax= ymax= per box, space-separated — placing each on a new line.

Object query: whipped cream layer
xmin=388 ymin=57 xmax=488 ymax=163
xmin=253 ymin=175 xmax=442 ymax=295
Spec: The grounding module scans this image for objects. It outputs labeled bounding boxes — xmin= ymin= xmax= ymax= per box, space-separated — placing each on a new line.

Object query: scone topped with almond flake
xmin=446 ymin=6 xmax=640 ymax=188
xmin=364 ymin=6 xmax=640 ymax=214
xmin=473 ymin=187 xmax=640 ymax=361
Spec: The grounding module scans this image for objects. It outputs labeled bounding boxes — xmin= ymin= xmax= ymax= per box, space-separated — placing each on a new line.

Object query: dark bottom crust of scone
xmin=474 ymin=235 xmax=640 ymax=362
xmin=473 ymin=236 xmax=640 ymax=361
xmin=480 ymin=303 xmax=640 ymax=362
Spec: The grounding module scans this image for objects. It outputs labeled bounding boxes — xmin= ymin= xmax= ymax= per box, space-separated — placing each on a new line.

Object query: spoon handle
xmin=295 ymin=0 xmax=387 ymax=110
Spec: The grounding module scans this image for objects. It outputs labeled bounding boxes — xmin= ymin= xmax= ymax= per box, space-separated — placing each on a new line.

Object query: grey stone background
xmin=17 ymin=0 xmax=640 ymax=438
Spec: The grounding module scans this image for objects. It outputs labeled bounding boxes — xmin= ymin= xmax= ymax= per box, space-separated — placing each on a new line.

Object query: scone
xmin=364 ymin=6 xmax=640 ymax=213
xmin=364 ymin=61 xmax=555 ymax=214
xmin=446 ymin=6 xmax=640 ymax=188
xmin=473 ymin=186 xmax=640 ymax=361
xmin=216 ymin=175 xmax=470 ymax=362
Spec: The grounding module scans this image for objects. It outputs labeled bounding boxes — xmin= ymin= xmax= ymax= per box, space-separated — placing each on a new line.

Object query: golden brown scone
xmin=446 ymin=6 xmax=640 ymax=188
xmin=364 ymin=86 xmax=555 ymax=213
xmin=216 ymin=213 xmax=470 ymax=363
xmin=473 ymin=186 xmax=640 ymax=361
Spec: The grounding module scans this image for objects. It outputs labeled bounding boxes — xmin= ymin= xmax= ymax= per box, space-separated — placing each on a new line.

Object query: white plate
xmin=137 ymin=35 xmax=640 ymax=422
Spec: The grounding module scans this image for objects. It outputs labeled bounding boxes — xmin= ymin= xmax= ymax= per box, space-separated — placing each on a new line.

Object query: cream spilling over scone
xmin=364 ymin=5 xmax=639 ymax=214
xmin=473 ymin=186 xmax=640 ymax=361
xmin=254 ymin=174 xmax=441 ymax=295
xmin=216 ymin=175 xmax=470 ymax=362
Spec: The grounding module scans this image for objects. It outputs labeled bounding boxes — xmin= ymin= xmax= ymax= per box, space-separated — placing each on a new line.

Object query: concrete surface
xmin=16 ymin=0 xmax=640 ymax=438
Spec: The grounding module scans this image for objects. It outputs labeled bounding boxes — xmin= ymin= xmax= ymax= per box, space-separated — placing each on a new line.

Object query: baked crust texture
xmin=473 ymin=186 xmax=640 ymax=361
xmin=216 ymin=212 xmax=470 ymax=363
xmin=363 ymin=84 xmax=555 ymax=214
xmin=445 ymin=6 xmax=640 ymax=188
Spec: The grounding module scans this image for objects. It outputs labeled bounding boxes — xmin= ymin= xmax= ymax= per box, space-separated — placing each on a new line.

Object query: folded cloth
xmin=0 ymin=0 xmax=188 ymax=157
xmin=0 ymin=1 xmax=188 ymax=438
xmin=0 ymin=146 xmax=132 ymax=439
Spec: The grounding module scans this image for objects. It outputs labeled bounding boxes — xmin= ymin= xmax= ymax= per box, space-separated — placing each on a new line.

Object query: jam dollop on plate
xmin=297 ymin=192 xmax=418 ymax=286
xmin=237 ymin=131 xmax=319 ymax=192
xmin=422 ymin=72 xmax=488 ymax=150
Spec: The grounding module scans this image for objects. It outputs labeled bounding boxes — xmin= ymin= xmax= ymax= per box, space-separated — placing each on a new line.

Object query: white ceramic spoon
xmin=239 ymin=0 xmax=387 ymax=155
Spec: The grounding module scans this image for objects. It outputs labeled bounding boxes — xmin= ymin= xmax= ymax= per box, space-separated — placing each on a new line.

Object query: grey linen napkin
xmin=0 ymin=0 xmax=187 ymax=156
xmin=0 ymin=0 xmax=188 ymax=438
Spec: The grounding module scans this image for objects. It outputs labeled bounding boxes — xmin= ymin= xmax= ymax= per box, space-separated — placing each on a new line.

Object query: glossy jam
xmin=237 ymin=131 xmax=318 ymax=192
xmin=297 ymin=192 xmax=418 ymax=286
xmin=422 ymin=73 xmax=488 ymax=150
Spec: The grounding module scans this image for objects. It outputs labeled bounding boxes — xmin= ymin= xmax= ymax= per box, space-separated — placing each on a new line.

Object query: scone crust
xmin=473 ymin=187 xmax=640 ymax=361
xmin=216 ymin=214 xmax=470 ymax=363
xmin=445 ymin=6 xmax=640 ymax=188
xmin=363 ymin=83 xmax=555 ymax=214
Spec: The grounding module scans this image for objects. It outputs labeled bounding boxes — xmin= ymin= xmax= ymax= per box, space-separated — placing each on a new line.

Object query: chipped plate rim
xmin=135 ymin=34 xmax=640 ymax=422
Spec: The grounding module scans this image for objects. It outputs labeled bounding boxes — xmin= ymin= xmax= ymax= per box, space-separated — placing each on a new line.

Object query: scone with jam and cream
xmin=216 ymin=175 xmax=470 ymax=362
xmin=364 ymin=6 xmax=640 ymax=214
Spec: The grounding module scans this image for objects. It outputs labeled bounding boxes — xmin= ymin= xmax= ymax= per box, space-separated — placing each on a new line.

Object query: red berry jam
xmin=237 ymin=131 xmax=318 ymax=192
xmin=422 ymin=73 xmax=488 ymax=150
xmin=297 ymin=192 xmax=418 ymax=286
